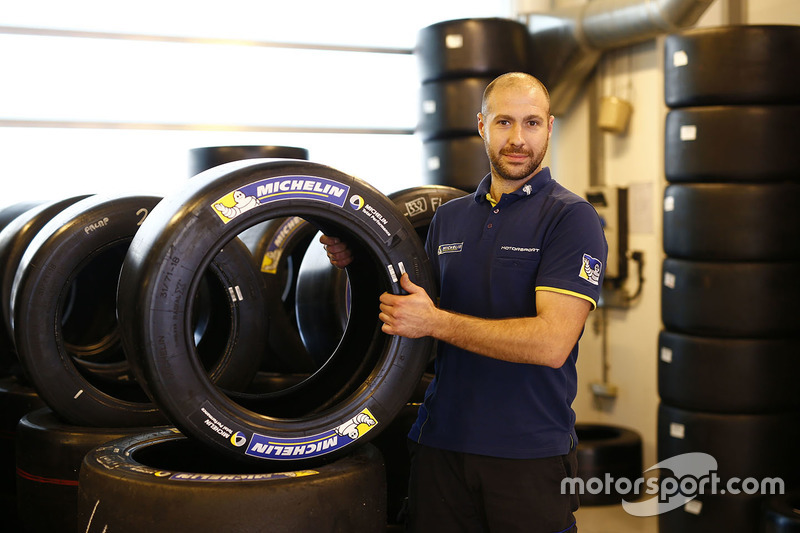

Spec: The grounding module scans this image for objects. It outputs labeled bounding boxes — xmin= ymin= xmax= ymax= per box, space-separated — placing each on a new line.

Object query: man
xmin=323 ymin=72 xmax=607 ymax=532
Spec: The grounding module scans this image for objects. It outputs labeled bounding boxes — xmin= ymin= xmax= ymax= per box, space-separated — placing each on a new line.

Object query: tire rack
xmin=657 ymin=25 xmax=800 ymax=533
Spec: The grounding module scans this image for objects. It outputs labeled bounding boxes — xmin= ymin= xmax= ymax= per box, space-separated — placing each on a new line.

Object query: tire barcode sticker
xmin=670 ymin=422 xmax=685 ymax=439
xmin=673 ymin=50 xmax=689 ymax=67
xmin=445 ymin=34 xmax=464 ymax=49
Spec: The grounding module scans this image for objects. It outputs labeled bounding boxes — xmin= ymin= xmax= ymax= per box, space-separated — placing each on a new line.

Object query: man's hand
xmin=379 ymin=273 xmax=438 ymax=338
xmin=319 ymin=234 xmax=353 ymax=268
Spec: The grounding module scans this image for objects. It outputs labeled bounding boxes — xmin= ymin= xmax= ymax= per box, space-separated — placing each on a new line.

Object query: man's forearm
xmin=427 ymin=305 xmax=584 ymax=368
xmin=379 ymin=275 xmax=591 ymax=368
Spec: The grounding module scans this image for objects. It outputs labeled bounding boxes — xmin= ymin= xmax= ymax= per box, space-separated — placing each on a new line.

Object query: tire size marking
xmin=159 ymin=256 xmax=181 ymax=299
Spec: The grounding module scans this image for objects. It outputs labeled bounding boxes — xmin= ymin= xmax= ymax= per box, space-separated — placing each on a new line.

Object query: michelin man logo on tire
xmin=335 ymin=412 xmax=377 ymax=439
xmin=214 ymin=190 xmax=260 ymax=220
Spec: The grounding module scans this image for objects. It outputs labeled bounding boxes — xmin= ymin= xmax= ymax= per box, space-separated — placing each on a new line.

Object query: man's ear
xmin=477 ymin=113 xmax=485 ymax=139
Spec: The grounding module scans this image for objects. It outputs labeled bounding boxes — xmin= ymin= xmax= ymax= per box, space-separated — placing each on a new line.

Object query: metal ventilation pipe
xmin=524 ymin=0 xmax=715 ymax=114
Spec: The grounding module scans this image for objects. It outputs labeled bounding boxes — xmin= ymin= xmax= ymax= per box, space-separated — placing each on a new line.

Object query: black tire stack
xmin=0 ymin=198 xmax=92 ymax=532
xmin=86 ymin=158 xmax=440 ymax=532
xmin=658 ymin=25 xmax=800 ymax=532
xmin=415 ymin=18 xmax=531 ymax=191
xmin=0 ymin=156 xmax=438 ymax=530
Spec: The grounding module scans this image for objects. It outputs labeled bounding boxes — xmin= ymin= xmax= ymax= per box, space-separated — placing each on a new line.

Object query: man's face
xmin=478 ymin=85 xmax=554 ymax=183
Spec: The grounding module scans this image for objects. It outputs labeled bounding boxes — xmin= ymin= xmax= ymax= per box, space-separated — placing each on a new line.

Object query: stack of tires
xmin=658 ymin=25 xmax=800 ymax=532
xmin=0 ymin=196 xmax=95 ymax=532
xmin=5 ymin=193 xmax=220 ymax=532
xmin=103 ymin=159 xmax=439 ymax=532
xmin=0 ymin=153 xmax=469 ymax=531
xmin=415 ymin=18 xmax=531 ymax=191
xmin=0 ymin=202 xmax=44 ymax=525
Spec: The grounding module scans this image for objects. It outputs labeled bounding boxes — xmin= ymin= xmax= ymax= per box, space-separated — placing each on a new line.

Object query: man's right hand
xmin=319 ymin=234 xmax=353 ymax=269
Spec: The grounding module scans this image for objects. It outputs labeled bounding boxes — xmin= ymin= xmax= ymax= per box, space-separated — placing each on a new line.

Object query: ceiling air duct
xmin=523 ymin=0 xmax=715 ymax=114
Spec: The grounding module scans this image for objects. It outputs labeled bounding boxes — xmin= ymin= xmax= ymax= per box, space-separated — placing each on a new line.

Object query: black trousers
xmin=405 ymin=441 xmax=579 ymax=533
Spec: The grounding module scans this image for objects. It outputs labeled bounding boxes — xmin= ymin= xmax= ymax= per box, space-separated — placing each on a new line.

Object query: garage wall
xmin=554 ymin=0 xmax=800 ymax=469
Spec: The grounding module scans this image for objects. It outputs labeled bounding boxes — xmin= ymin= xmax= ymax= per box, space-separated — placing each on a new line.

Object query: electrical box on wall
xmin=586 ymin=186 xmax=628 ymax=284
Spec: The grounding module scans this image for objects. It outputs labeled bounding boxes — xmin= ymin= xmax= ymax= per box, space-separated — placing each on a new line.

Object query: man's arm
xmin=379 ymin=274 xmax=591 ymax=368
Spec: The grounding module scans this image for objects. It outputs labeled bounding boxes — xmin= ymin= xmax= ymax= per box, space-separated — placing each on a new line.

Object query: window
xmin=1 ymin=1 xmax=511 ymax=202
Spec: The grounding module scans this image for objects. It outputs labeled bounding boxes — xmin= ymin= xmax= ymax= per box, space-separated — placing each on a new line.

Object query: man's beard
xmin=486 ymin=143 xmax=547 ymax=182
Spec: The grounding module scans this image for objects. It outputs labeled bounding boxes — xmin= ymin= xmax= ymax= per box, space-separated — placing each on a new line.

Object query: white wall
xmin=550 ymin=0 xmax=800 ymax=469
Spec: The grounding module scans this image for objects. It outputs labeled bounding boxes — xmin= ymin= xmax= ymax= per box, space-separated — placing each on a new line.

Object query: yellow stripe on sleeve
xmin=535 ymin=286 xmax=598 ymax=310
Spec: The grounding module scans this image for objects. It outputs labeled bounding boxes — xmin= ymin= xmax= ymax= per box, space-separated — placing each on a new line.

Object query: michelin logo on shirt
xmin=579 ymin=253 xmax=602 ymax=286
xmin=438 ymin=242 xmax=463 ymax=255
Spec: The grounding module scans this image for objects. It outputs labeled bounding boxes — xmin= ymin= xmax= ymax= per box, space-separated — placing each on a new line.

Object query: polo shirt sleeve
xmin=534 ymin=201 xmax=608 ymax=309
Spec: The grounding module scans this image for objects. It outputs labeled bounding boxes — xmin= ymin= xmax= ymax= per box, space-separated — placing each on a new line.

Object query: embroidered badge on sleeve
xmin=579 ymin=253 xmax=602 ymax=286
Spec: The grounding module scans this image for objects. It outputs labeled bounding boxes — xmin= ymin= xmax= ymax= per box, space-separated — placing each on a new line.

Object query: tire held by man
xmin=117 ymin=159 xmax=436 ymax=465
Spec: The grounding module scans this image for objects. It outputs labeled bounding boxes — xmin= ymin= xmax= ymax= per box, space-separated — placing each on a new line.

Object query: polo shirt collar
xmin=474 ymin=167 xmax=553 ymax=205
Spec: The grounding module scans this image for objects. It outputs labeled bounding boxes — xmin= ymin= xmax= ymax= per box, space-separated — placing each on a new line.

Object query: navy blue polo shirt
xmin=408 ymin=167 xmax=608 ymax=459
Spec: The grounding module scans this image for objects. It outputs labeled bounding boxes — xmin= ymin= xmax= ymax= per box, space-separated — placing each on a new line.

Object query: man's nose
xmin=509 ymin=124 xmax=525 ymax=145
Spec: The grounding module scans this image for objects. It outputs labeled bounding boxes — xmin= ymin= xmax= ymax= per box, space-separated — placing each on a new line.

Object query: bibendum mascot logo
xmin=214 ymin=189 xmax=260 ymax=220
xmin=579 ymin=253 xmax=602 ymax=286
xmin=334 ymin=411 xmax=377 ymax=439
